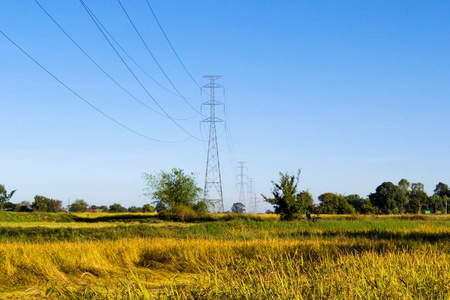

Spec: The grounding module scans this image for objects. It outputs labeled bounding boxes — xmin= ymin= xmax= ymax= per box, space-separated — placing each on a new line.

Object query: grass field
xmin=1 ymin=212 xmax=450 ymax=299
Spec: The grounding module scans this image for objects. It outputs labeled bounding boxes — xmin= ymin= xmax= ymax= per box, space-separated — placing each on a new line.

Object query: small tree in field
xmin=69 ymin=199 xmax=88 ymax=212
xmin=143 ymin=168 xmax=208 ymax=215
xmin=262 ymin=170 xmax=307 ymax=221
xmin=231 ymin=202 xmax=246 ymax=213
xmin=109 ymin=203 xmax=127 ymax=213
xmin=142 ymin=204 xmax=155 ymax=213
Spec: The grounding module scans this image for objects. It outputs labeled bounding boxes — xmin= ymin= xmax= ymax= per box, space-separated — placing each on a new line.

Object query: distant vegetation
xmin=262 ymin=171 xmax=449 ymax=220
xmin=1 ymin=171 xmax=449 ymax=220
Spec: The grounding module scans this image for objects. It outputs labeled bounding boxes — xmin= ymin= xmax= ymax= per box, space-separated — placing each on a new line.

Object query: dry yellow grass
xmin=2 ymin=215 xmax=450 ymax=298
xmin=1 ymin=235 xmax=450 ymax=299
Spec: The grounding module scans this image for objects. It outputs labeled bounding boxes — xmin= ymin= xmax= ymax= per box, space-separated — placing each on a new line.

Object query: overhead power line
xmin=86 ymin=4 xmax=199 ymax=101
xmin=34 ymin=0 xmax=193 ymax=121
xmin=79 ymin=0 xmax=203 ymax=141
xmin=0 ymin=30 xmax=189 ymax=144
xmin=144 ymin=0 xmax=202 ymax=90
xmin=117 ymin=0 xmax=204 ymax=116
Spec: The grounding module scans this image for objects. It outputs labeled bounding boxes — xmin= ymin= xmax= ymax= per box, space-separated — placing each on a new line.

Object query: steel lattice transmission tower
xmin=248 ymin=178 xmax=254 ymax=213
xmin=202 ymin=75 xmax=224 ymax=213
xmin=237 ymin=162 xmax=247 ymax=207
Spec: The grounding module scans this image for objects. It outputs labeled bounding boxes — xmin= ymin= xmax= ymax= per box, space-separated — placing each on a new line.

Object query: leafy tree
xmin=49 ymin=199 xmax=63 ymax=212
xmin=231 ymin=202 xmax=246 ymax=213
xmin=2 ymin=202 xmax=17 ymax=212
xmin=398 ymin=179 xmax=410 ymax=194
xmin=318 ymin=193 xmax=339 ymax=214
xmin=398 ymin=179 xmax=410 ymax=204
xmin=143 ymin=168 xmax=207 ymax=214
xmin=361 ymin=201 xmax=381 ymax=215
xmin=337 ymin=195 xmax=356 ymax=214
xmin=318 ymin=193 xmax=355 ymax=214
xmin=407 ymin=183 xmax=428 ymax=214
xmin=17 ymin=201 xmax=32 ymax=212
xmin=128 ymin=206 xmax=143 ymax=213
xmin=369 ymin=182 xmax=407 ymax=214
xmin=0 ymin=184 xmax=16 ymax=211
xmin=297 ymin=191 xmax=315 ymax=214
xmin=32 ymin=195 xmax=62 ymax=212
xmin=142 ymin=204 xmax=155 ymax=213
xmin=32 ymin=195 xmax=49 ymax=212
xmin=69 ymin=199 xmax=88 ymax=212
xmin=109 ymin=203 xmax=127 ymax=213
xmin=434 ymin=182 xmax=450 ymax=198
xmin=346 ymin=194 xmax=369 ymax=214
xmin=262 ymin=170 xmax=308 ymax=221
xmin=427 ymin=194 xmax=445 ymax=214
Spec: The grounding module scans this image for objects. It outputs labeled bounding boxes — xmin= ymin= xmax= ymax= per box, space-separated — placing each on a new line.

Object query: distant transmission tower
xmin=248 ymin=178 xmax=254 ymax=213
xmin=203 ymin=75 xmax=224 ymax=213
xmin=237 ymin=162 xmax=247 ymax=208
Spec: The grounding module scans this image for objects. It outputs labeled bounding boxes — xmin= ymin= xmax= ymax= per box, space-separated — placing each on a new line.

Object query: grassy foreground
xmin=1 ymin=213 xmax=450 ymax=299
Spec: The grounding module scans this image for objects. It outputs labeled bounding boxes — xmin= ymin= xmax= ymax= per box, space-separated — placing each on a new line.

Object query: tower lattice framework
xmin=203 ymin=75 xmax=224 ymax=213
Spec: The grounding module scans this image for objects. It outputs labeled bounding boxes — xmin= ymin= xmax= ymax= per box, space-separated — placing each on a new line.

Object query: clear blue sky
xmin=1 ymin=0 xmax=449 ymax=212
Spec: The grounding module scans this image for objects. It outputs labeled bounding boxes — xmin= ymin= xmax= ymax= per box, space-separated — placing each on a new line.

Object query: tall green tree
xmin=369 ymin=182 xmax=408 ymax=214
xmin=263 ymin=170 xmax=310 ymax=221
xmin=407 ymin=183 xmax=428 ymax=214
xmin=0 ymin=184 xmax=16 ymax=211
xmin=427 ymin=194 xmax=445 ymax=213
xmin=143 ymin=168 xmax=207 ymax=214
xmin=434 ymin=182 xmax=450 ymax=198
xmin=398 ymin=179 xmax=411 ymax=194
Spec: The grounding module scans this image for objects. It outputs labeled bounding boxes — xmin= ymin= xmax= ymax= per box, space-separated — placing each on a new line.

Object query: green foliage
xmin=263 ymin=170 xmax=311 ymax=221
xmin=0 ymin=184 xmax=17 ymax=211
xmin=109 ymin=203 xmax=127 ymax=213
xmin=369 ymin=182 xmax=408 ymax=214
xmin=231 ymin=202 xmax=246 ymax=213
xmin=143 ymin=168 xmax=207 ymax=215
xmin=427 ymin=194 xmax=446 ymax=213
xmin=407 ymin=183 xmax=428 ymax=213
xmin=296 ymin=191 xmax=315 ymax=214
xmin=318 ymin=193 xmax=355 ymax=214
xmin=32 ymin=195 xmax=63 ymax=212
xmin=398 ymin=178 xmax=410 ymax=194
xmin=142 ymin=204 xmax=155 ymax=213
xmin=68 ymin=199 xmax=88 ymax=212
xmin=128 ymin=206 xmax=143 ymax=213
xmin=318 ymin=193 xmax=340 ymax=214
xmin=434 ymin=182 xmax=450 ymax=198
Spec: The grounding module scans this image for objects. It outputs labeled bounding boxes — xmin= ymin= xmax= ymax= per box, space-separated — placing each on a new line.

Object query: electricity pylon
xmin=248 ymin=178 xmax=254 ymax=213
xmin=203 ymin=75 xmax=224 ymax=213
xmin=237 ymin=162 xmax=247 ymax=208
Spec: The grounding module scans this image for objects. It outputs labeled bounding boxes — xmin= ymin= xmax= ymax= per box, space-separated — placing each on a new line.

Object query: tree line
xmin=0 ymin=184 xmax=155 ymax=213
xmin=3 ymin=168 xmax=449 ymax=220
xmin=263 ymin=171 xmax=450 ymax=220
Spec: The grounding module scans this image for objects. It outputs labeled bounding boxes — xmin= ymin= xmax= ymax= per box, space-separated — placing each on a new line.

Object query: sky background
xmin=1 ymin=0 xmax=449 ymax=212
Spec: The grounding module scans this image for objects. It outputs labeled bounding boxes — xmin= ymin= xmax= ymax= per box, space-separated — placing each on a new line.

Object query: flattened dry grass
xmin=1 ymin=238 xmax=450 ymax=299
